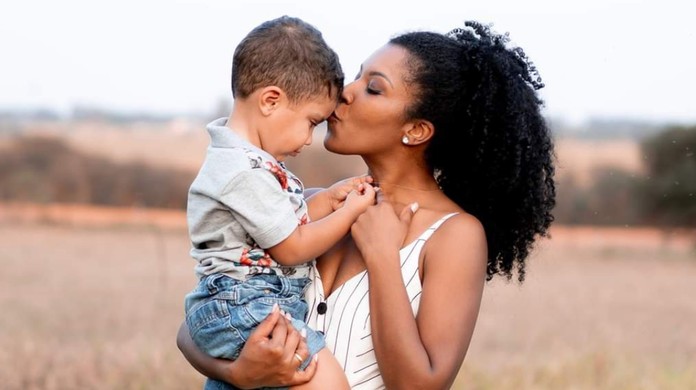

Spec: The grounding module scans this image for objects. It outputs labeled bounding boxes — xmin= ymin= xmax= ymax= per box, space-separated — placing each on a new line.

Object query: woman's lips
xmin=328 ymin=112 xmax=340 ymax=121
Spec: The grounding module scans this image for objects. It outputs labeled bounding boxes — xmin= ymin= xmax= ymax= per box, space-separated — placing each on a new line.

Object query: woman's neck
xmin=365 ymin=158 xmax=441 ymax=205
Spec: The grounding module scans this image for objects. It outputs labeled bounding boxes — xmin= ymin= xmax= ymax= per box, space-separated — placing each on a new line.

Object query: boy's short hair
xmin=231 ymin=16 xmax=344 ymax=104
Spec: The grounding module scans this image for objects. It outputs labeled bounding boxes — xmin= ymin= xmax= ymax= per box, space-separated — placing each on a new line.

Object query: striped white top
xmin=305 ymin=213 xmax=459 ymax=389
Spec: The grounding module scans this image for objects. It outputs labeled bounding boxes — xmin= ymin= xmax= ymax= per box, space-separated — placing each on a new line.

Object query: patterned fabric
xmin=237 ymin=150 xmax=309 ymax=276
xmin=187 ymin=118 xmax=312 ymax=281
xmin=305 ymin=213 xmax=459 ymax=389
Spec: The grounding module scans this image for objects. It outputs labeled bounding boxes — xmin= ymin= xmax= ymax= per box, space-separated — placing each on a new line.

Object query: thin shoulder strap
xmin=419 ymin=212 xmax=459 ymax=241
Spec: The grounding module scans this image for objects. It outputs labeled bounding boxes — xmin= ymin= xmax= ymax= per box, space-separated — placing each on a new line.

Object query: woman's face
xmin=325 ymin=44 xmax=415 ymax=156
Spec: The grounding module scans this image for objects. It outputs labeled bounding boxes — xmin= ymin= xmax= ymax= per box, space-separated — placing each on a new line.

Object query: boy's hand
xmin=343 ymin=183 xmax=377 ymax=215
xmin=326 ymin=175 xmax=373 ymax=211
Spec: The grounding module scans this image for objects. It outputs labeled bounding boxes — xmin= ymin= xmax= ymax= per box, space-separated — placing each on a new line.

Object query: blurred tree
xmin=553 ymin=173 xmax=588 ymax=225
xmin=640 ymin=126 xmax=696 ymax=227
xmin=0 ymin=136 xmax=193 ymax=209
xmin=554 ymin=168 xmax=643 ymax=226
xmin=585 ymin=168 xmax=644 ymax=225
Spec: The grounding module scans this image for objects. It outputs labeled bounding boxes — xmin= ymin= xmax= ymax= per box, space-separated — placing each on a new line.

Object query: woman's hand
xmin=350 ymin=190 xmax=418 ymax=266
xmin=176 ymin=307 xmax=317 ymax=389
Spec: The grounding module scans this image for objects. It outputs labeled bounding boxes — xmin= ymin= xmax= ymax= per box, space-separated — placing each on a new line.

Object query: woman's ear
xmin=402 ymin=120 xmax=435 ymax=145
xmin=258 ymin=86 xmax=283 ymax=116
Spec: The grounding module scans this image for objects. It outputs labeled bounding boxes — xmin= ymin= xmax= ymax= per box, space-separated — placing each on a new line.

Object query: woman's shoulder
xmin=410 ymin=195 xmax=486 ymax=246
xmin=416 ymin=211 xmax=487 ymax=288
xmin=423 ymin=207 xmax=487 ymax=261
xmin=413 ymin=192 xmax=482 ymax=234
xmin=435 ymin=210 xmax=485 ymax=241
xmin=423 ymin=194 xmax=484 ymax=237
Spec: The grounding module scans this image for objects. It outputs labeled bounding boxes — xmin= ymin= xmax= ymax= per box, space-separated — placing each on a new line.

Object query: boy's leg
xmin=185 ymin=275 xmax=247 ymax=390
xmin=290 ymin=348 xmax=350 ymax=390
xmin=205 ymin=378 xmax=238 ymax=390
xmin=185 ymin=275 xmax=247 ymax=360
xmin=283 ymin=316 xmax=348 ymax=390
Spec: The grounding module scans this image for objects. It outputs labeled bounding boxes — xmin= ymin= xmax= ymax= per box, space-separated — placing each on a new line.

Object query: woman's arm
xmin=176 ymin=308 xmax=318 ymax=388
xmin=176 ymin=322 xmax=234 ymax=380
xmin=351 ymin=201 xmax=487 ymax=389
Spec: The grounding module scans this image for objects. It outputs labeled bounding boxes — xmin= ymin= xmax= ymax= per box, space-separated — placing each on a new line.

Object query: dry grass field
xmin=0 ymin=204 xmax=694 ymax=390
xmin=1 ymin=121 xmax=693 ymax=388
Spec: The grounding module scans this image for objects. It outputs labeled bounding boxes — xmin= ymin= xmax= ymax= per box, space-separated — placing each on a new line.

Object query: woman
xmin=178 ymin=21 xmax=555 ymax=389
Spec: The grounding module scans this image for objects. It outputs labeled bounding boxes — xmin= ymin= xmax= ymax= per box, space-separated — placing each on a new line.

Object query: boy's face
xmin=261 ymin=94 xmax=337 ymax=161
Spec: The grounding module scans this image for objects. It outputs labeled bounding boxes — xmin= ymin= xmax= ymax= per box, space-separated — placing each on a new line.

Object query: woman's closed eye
xmin=353 ymin=67 xmax=384 ymax=94
xmin=366 ymin=80 xmax=382 ymax=95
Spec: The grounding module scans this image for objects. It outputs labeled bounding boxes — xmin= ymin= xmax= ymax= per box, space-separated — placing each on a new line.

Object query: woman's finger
xmin=282 ymin=324 xmax=303 ymax=367
xmin=248 ymin=303 xmax=281 ymax=342
xmin=286 ymin=354 xmax=318 ymax=386
xmin=400 ymin=202 xmax=419 ymax=224
xmin=269 ymin=311 xmax=289 ymax=348
xmin=293 ymin=329 xmax=310 ymax=365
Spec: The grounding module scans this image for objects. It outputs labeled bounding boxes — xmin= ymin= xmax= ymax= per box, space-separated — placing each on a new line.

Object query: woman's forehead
xmin=361 ymin=44 xmax=409 ymax=79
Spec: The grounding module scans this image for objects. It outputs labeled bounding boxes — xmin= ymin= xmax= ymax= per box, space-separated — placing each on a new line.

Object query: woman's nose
xmin=339 ymin=82 xmax=355 ymax=105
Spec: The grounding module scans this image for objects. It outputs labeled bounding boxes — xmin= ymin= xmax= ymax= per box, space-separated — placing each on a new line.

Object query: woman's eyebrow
xmin=367 ymin=71 xmax=393 ymax=87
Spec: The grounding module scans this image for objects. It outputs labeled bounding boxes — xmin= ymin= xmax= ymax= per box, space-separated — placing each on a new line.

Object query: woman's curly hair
xmin=390 ymin=21 xmax=556 ymax=282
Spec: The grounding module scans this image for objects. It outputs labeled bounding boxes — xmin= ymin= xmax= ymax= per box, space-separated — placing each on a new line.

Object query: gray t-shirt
xmin=187 ymin=118 xmax=311 ymax=280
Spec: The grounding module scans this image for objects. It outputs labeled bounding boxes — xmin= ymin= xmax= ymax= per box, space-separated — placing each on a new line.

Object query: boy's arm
xmin=303 ymin=187 xmax=324 ymax=199
xmin=267 ymin=185 xmax=375 ymax=266
xmin=305 ymin=189 xmax=333 ymax=221
xmin=219 ymin=170 xmax=373 ymax=265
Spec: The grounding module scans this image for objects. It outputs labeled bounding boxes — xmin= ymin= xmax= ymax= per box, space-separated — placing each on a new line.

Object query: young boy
xmin=184 ymin=16 xmax=371 ymax=389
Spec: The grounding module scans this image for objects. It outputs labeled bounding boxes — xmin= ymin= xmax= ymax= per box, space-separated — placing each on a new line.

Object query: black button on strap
xmin=317 ymin=302 xmax=327 ymax=315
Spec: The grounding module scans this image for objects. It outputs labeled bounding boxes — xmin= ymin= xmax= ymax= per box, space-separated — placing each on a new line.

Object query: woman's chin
xmin=322 ymin=133 xmax=337 ymax=150
xmin=323 ymin=140 xmax=340 ymax=154
xmin=323 ymin=137 xmax=351 ymax=155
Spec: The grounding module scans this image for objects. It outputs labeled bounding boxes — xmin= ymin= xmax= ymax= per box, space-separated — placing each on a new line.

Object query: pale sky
xmin=1 ymin=0 xmax=694 ymax=124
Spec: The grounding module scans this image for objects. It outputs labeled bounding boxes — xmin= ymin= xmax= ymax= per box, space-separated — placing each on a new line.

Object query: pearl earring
xmin=402 ymin=136 xmax=409 ymax=144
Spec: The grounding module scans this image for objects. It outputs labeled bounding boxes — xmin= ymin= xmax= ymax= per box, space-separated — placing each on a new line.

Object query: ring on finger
xmin=294 ymin=353 xmax=304 ymax=364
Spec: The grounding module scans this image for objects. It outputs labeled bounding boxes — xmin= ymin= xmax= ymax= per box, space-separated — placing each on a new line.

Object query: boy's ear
xmin=402 ymin=119 xmax=435 ymax=145
xmin=258 ymin=86 xmax=283 ymax=116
